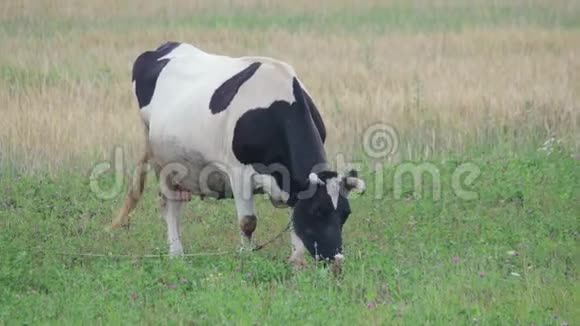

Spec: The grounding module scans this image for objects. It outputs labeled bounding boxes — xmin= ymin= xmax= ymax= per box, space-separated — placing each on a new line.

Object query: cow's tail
xmin=110 ymin=148 xmax=150 ymax=229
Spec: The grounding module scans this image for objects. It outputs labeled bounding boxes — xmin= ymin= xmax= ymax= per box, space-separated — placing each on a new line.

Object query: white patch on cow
xmin=326 ymin=177 xmax=340 ymax=209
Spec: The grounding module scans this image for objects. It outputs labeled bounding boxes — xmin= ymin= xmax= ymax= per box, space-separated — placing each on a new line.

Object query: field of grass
xmin=0 ymin=0 xmax=579 ymax=325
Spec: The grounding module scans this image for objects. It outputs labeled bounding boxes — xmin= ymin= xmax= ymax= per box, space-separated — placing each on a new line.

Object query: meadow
xmin=0 ymin=0 xmax=579 ymax=324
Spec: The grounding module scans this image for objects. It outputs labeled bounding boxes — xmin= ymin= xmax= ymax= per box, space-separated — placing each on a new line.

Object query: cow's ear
xmin=342 ymin=169 xmax=365 ymax=194
xmin=346 ymin=169 xmax=358 ymax=178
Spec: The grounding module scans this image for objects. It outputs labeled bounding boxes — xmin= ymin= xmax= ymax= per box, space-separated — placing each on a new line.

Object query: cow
xmin=111 ymin=41 xmax=365 ymax=270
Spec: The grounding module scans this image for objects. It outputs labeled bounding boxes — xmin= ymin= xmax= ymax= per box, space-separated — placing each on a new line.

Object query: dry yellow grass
xmin=0 ymin=0 xmax=578 ymax=173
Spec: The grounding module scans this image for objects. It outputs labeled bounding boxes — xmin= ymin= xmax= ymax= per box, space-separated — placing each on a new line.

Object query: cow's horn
xmin=308 ymin=173 xmax=324 ymax=185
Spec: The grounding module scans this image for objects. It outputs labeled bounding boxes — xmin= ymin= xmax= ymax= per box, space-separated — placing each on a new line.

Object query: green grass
xmin=1 ymin=147 xmax=577 ymax=325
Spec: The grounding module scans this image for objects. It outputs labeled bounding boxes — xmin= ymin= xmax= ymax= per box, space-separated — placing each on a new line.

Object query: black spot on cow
xmin=132 ymin=41 xmax=181 ymax=109
xmin=210 ymin=62 xmax=262 ymax=114
xmin=301 ymin=87 xmax=326 ymax=143
xmin=232 ymin=77 xmax=327 ymax=205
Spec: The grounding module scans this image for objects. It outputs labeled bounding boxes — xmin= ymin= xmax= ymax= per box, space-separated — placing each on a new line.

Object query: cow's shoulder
xmin=231 ymin=56 xmax=326 ymax=143
xmin=245 ymin=57 xmax=326 ymax=143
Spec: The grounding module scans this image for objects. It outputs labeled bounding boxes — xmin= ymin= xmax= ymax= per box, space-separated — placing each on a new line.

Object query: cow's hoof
xmin=169 ymin=252 xmax=184 ymax=258
xmin=169 ymin=244 xmax=184 ymax=257
xmin=106 ymin=221 xmax=129 ymax=233
xmin=114 ymin=222 xmax=130 ymax=230
xmin=238 ymin=241 xmax=256 ymax=253
xmin=109 ymin=215 xmax=129 ymax=230
xmin=288 ymin=256 xmax=306 ymax=271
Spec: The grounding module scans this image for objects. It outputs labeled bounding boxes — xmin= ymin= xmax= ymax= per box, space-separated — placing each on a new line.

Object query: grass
xmin=0 ymin=148 xmax=578 ymax=324
xmin=0 ymin=0 xmax=579 ymax=324
xmin=0 ymin=0 xmax=579 ymax=172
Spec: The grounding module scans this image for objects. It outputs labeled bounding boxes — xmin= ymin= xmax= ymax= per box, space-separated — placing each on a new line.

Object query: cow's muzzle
xmin=316 ymin=253 xmax=345 ymax=276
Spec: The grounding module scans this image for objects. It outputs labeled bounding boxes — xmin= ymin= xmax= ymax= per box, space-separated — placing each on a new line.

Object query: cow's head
xmin=292 ymin=169 xmax=365 ymax=264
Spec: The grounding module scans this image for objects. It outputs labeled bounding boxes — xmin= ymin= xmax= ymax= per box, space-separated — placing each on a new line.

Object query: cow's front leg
xmin=231 ymin=180 xmax=257 ymax=251
xmin=289 ymin=229 xmax=306 ymax=270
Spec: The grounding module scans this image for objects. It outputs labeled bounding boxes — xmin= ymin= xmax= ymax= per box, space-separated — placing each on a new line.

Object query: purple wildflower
xmin=453 ymin=256 xmax=459 ymax=264
xmin=366 ymin=302 xmax=375 ymax=309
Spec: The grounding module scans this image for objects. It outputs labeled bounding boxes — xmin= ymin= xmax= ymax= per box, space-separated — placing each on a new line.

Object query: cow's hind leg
xmin=110 ymin=151 xmax=149 ymax=229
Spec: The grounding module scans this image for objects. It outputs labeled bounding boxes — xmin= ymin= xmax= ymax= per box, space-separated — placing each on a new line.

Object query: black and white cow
xmin=112 ymin=41 xmax=365 ymax=269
